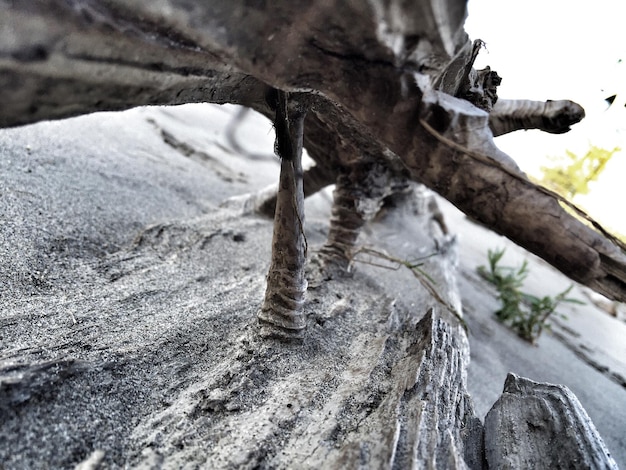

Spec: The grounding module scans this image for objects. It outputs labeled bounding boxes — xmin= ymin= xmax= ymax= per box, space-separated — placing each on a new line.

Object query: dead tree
xmin=2 ymin=1 xmax=624 ymax=303
xmin=246 ymin=97 xmax=585 ymax=275
xmin=0 ymin=1 xmax=622 ymax=467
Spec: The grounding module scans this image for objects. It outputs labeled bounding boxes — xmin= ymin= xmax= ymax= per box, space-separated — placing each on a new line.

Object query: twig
xmin=352 ymin=247 xmax=467 ymax=331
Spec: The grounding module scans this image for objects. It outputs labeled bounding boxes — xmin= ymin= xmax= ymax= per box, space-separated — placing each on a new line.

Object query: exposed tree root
xmin=258 ymin=91 xmax=309 ymax=339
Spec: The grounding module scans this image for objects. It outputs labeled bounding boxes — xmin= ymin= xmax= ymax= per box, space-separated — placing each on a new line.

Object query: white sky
xmin=465 ymin=0 xmax=626 ymax=234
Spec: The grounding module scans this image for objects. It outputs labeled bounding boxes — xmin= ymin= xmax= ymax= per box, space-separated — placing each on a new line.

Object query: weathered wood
xmin=490 ymin=99 xmax=586 ymax=137
xmin=0 ymin=146 xmax=485 ymax=468
xmin=484 ymin=373 xmax=619 ymax=469
xmin=316 ymin=163 xmax=400 ymax=272
xmin=2 ymin=0 xmax=625 ymax=302
xmin=258 ymin=91 xmax=309 ymax=338
xmin=2 ymin=2 xmax=623 ymax=465
xmin=243 ymin=97 xmax=584 ymax=269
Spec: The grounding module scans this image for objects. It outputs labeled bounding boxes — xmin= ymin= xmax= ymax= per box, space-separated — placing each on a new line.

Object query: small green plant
xmin=478 ymin=248 xmax=583 ymax=344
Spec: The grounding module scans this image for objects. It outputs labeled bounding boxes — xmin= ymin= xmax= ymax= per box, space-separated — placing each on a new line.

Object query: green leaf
xmin=477 ymin=248 xmax=582 ymax=343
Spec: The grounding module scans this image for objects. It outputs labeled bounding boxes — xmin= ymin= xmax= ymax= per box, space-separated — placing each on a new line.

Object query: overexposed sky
xmin=465 ymin=0 xmax=626 ymax=234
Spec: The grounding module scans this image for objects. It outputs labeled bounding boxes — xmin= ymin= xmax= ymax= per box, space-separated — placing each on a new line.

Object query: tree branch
xmin=2 ymin=0 xmax=625 ymax=302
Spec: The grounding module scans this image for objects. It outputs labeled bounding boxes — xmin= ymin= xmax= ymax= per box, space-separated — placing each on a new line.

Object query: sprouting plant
xmin=478 ymin=248 xmax=583 ymax=344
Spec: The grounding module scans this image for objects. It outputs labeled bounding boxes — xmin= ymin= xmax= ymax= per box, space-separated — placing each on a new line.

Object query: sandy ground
xmin=1 ymin=103 xmax=624 ymax=468
xmin=444 ymin=199 xmax=626 ymax=465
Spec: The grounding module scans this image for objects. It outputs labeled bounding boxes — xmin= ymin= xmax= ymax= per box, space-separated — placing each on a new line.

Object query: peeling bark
xmin=1 ymin=2 xmax=622 ymax=467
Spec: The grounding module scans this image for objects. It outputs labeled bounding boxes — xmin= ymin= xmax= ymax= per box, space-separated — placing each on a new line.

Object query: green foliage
xmin=478 ymin=248 xmax=583 ymax=344
xmin=539 ymin=145 xmax=620 ymax=199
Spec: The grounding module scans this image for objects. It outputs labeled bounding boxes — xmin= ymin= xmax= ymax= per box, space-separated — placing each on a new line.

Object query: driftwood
xmin=1 ymin=1 xmax=624 ymax=302
xmin=490 ymin=99 xmax=586 ymax=137
xmin=230 ymin=97 xmax=586 ymax=253
xmin=484 ymin=374 xmax=618 ymax=469
xmin=258 ymin=91 xmax=309 ymax=337
xmin=0 ymin=0 xmax=621 ymax=468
